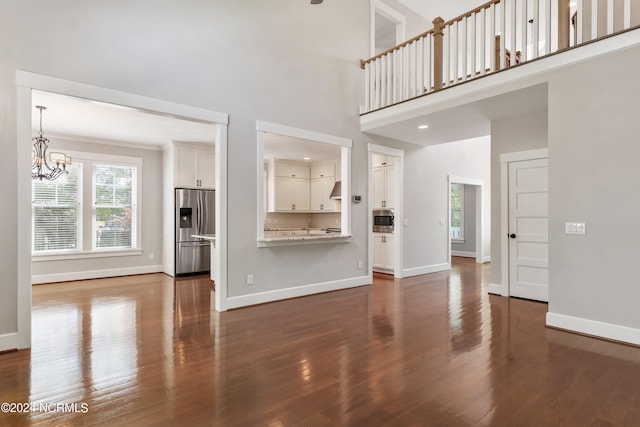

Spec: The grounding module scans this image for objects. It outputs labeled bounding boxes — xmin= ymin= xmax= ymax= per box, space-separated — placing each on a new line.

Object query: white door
xmin=508 ymin=158 xmax=549 ymax=301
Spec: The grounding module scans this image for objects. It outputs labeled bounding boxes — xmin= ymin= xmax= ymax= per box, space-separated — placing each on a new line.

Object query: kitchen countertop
xmin=191 ymin=234 xmax=216 ymax=246
xmin=258 ymin=228 xmax=350 ymax=247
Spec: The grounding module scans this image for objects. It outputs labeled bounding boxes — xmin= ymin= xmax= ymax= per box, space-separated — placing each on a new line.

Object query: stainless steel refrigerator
xmin=175 ymin=188 xmax=215 ymax=275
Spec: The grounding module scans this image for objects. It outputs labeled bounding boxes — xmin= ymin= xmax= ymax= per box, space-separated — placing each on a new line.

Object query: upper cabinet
xmin=372 ymin=154 xmax=396 ymax=209
xmin=266 ymin=159 xmax=340 ymax=213
xmin=310 ymin=162 xmax=334 ymax=179
xmin=174 ymin=142 xmax=215 ymax=189
xmin=267 ymin=160 xmax=310 ymax=212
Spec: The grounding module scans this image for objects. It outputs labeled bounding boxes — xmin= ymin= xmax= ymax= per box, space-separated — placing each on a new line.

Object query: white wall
xmin=31 ymin=137 xmax=164 ymax=283
xmin=402 ymin=136 xmax=490 ymax=276
xmin=0 ymin=0 xmax=372 ymax=345
xmin=547 ymin=44 xmax=640 ymax=337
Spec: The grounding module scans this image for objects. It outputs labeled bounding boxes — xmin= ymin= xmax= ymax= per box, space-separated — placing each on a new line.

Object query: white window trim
xmin=31 ymin=149 xmax=143 ymax=260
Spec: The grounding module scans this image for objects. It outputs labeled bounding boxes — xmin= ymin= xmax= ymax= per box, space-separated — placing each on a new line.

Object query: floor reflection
xmin=2 ymin=260 xmax=639 ymax=425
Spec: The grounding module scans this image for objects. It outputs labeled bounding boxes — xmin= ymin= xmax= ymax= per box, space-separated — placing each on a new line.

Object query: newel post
xmin=432 ymin=17 xmax=445 ymax=91
xmin=558 ymin=0 xmax=570 ymax=50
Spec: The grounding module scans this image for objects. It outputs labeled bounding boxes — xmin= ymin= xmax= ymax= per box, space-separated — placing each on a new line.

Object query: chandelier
xmin=32 ymin=105 xmax=71 ymax=181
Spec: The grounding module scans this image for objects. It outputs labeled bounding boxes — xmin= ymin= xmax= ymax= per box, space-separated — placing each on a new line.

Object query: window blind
xmin=32 ymin=163 xmax=82 ymax=252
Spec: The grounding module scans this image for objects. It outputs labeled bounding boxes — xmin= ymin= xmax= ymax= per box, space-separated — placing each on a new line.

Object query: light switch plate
xmin=565 ymin=222 xmax=586 ymax=235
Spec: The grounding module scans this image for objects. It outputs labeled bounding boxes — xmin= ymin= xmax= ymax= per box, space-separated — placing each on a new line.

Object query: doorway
xmin=448 ymin=176 xmax=486 ymax=265
xmin=369 ymin=143 xmax=404 ymax=279
xmin=371 ymin=1 xmax=406 ymax=56
xmin=15 ymin=71 xmax=229 ymax=349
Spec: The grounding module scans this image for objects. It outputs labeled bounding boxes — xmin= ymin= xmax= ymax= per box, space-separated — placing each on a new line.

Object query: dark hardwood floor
xmin=1 ymin=258 xmax=640 ymax=426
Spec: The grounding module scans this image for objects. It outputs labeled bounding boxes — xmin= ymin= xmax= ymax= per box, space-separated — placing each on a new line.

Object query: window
xmin=450 ymin=183 xmax=464 ymax=241
xmin=32 ymin=163 xmax=82 ymax=252
xmin=93 ymin=164 xmax=137 ymax=250
xmin=32 ymin=151 xmax=142 ymax=257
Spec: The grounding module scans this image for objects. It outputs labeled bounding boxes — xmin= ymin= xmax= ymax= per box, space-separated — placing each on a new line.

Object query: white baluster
xmin=403 ymin=45 xmax=409 ymax=100
xmin=607 ymin=0 xmax=614 ymax=34
xmin=490 ymin=3 xmax=497 ymax=72
xmin=374 ymin=59 xmax=380 ymax=109
xmin=480 ymin=7 xmax=487 ymax=75
xmin=533 ymin=0 xmax=540 ymax=59
xmin=624 ymin=0 xmax=631 ymax=29
xmin=364 ymin=62 xmax=370 ymax=112
xmin=500 ymin=1 xmax=507 ymax=69
xmin=577 ymin=0 xmax=583 ymax=43
xmin=521 ymin=0 xmax=529 ymax=61
xmin=470 ymin=13 xmax=477 ymax=79
xmin=452 ymin=20 xmax=459 ymax=84
xmin=425 ymin=34 xmax=432 ymax=92
xmin=444 ymin=25 xmax=451 ymax=86
xmin=380 ymin=55 xmax=387 ymax=108
xmin=511 ymin=0 xmax=517 ymax=66
xmin=416 ymin=38 xmax=424 ymax=95
xmin=387 ymin=52 xmax=393 ymax=105
xmin=462 ymin=16 xmax=468 ymax=81
xmin=591 ymin=0 xmax=598 ymax=40
xmin=409 ymin=41 xmax=416 ymax=98
xmin=545 ymin=0 xmax=551 ymax=55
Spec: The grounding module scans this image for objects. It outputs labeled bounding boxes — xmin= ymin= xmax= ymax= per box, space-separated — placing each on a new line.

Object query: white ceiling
xmin=264 ymin=133 xmax=340 ymax=163
xmin=396 ymin=0 xmax=482 ymax=22
xmin=32 ymin=91 xmax=217 ymax=148
xmin=363 ymin=84 xmax=548 ymax=146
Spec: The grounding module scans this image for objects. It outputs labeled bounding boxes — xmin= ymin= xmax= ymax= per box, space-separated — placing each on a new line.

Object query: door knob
xmin=509 ymin=233 xmax=517 ymax=239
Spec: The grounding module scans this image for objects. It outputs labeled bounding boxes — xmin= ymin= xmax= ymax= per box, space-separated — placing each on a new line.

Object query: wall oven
xmin=373 ymin=208 xmax=394 ymax=233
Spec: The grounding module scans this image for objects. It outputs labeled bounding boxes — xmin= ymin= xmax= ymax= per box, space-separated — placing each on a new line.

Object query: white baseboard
xmin=451 ymin=251 xmax=476 ymax=258
xmin=482 ymin=256 xmax=491 ymax=263
xmin=225 ymin=275 xmax=370 ymax=310
xmin=32 ymin=264 xmax=164 ymax=284
xmin=402 ymin=263 xmax=450 ymax=278
xmin=487 ymin=283 xmax=505 ymax=296
xmin=0 ymin=332 xmax=19 ymax=352
xmin=547 ymin=312 xmax=640 ymax=346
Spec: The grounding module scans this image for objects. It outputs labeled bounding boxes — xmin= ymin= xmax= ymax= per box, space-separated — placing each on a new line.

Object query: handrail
xmin=361 ymin=28 xmax=435 ymax=69
xmin=442 ymin=0 xmax=501 ymax=27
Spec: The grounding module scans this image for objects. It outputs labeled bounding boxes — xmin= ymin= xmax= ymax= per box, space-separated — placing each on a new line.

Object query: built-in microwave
xmin=373 ymin=208 xmax=394 ymax=233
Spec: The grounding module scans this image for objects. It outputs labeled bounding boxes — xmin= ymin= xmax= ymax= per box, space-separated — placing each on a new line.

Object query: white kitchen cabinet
xmin=310 ymin=176 xmax=338 ymax=212
xmin=310 ymin=162 xmax=335 ymax=179
xmin=372 ymin=158 xmax=395 ymax=209
xmin=275 ymin=162 xmax=310 ymax=179
xmin=174 ymin=143 xmax=215 ymax=188
xmin=373 ymin=234 xmax=394 ymax=273
xmin=268 ymin=160 xmax=310 ymax=212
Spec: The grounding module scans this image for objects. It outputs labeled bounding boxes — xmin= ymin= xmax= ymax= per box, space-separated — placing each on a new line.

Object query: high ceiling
xmin=396 ymin=0 xmax=483 ymax=22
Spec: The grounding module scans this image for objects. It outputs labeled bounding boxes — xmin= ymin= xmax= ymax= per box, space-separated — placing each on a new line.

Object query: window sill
xmin=32 ymin=248 xmax=144 ymax=262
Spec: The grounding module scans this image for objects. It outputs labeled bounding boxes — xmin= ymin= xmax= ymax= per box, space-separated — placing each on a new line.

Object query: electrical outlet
xmin=247 ymin=274 xmax=254 ymax=285
xmin=357 ymin=261 xmax=364 ymax=270
xmin=148 ymin=252 xmax=155 ymax=260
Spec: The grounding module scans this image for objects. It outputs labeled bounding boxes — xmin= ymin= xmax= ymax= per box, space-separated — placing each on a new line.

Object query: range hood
xmin=329 ymin=181 xmax=341 ymax=200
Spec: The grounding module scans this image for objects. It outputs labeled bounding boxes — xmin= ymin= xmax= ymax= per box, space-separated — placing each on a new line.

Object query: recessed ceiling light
xmin=303 ymin=157 xmax=311 ymax=160
xmin=418 ymin=124 xmax=429 ymax=129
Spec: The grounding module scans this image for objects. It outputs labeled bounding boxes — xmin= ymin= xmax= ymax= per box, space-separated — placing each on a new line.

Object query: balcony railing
xmin=361 ymin=0 xmax=639 ymax=114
